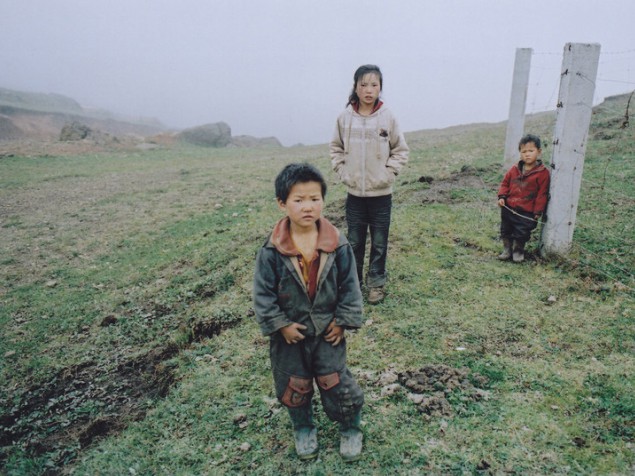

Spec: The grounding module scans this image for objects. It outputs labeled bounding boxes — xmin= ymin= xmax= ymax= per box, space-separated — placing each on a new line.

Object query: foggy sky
xmin=2 ymin=0 xmax=634 ymax=146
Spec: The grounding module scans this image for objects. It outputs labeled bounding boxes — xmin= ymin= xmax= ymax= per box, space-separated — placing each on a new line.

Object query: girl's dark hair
xmin=346 ymin=64 xmax=383 ymax=107
xmin=518 ymin=134 xmax=542 ymax=150
xmin=275 ymin=163 xmax=327 ymax=203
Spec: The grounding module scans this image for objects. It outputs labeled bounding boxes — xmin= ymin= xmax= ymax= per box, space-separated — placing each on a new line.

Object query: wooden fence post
xmin=503 ymin=48 xmax=533 ymax=170
xmin=541 ymin=43 xmax=601 ymax=257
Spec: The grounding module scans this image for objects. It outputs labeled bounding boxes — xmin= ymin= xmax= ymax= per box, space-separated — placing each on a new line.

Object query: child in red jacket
xmin=497 ymin=134 xmax=550 ymax=262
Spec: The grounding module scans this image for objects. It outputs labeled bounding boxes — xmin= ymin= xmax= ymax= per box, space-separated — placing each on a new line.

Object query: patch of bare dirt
xmin=0 ymin=345 xmax=178 ymax=471
xmin=0 ymin=313 xmax=241 ymax=473
xmin=412 ymin=165 xmax=497 ymax=204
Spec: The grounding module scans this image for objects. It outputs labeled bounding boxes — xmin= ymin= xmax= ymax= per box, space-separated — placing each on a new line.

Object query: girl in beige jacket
xmin=330 ymin=64 xmax=409 ymax=304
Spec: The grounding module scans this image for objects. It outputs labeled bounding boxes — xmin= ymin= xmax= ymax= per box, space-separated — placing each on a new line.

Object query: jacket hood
xmin=517 ymin=160 xmax=547 ymax=175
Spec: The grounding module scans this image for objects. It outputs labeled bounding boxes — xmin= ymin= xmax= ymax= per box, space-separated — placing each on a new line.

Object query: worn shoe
xmin=367 ymin=287 xmax=385 ymax=304
xmin=497 ymin=238 xmax=512 ymax=260
xmin=293 ymin=427 xmax=318 ymax=460
xmin=340 ymin=429 xmax=363 ymax=462
xmin=498 ymin=248 xmax=512 ymax=260
xmin=512 ymin=241 xmax=525 ymax=263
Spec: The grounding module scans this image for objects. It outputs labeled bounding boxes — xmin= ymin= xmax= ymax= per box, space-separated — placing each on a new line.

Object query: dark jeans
xmin=500 ymin=207 xmax=538 ymax=244
xmin=345 ymin=193 xmax=392 ymax=288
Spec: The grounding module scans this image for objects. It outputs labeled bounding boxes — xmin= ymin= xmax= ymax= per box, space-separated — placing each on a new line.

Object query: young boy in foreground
xmin=253 ymin=163 xmax=365 ymax=461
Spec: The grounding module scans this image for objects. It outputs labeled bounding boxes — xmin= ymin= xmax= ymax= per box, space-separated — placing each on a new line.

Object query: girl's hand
xmin=280 ymin=323 xmax=307 ymax=345
xmin=324 ymin=320 xmax=344 ymax=346
xmin=498 ymin=198 xmax=506 ymax=207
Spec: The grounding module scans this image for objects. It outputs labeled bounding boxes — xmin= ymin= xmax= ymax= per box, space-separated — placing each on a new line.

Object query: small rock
xmin=381 ymin=383 xmax=401 ymax=397
xmin=239 ymin=442 xmax=251 ymax=452
xmin=477 ymin=459 xmax=491 ymax=470
xmin=377 ymin=370 xmax=399 ymax=386
xmin=45 ymin=280 xmax=58 ymax=288
xmin=407 ymin=393 xmax=424 ymax=404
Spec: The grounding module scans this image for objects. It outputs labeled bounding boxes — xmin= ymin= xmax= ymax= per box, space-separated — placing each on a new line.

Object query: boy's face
xmin=277 ymin=181 xmax=324 ymax=231
xmin=519 ymin=142 xmax=541 ymax=168
xmin=355 ymin=73 xmax=381 ymax=108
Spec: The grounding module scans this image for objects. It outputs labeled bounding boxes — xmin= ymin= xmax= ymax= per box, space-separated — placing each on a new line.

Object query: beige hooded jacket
xmin=330 ymin=103 xmax=409 ymax=197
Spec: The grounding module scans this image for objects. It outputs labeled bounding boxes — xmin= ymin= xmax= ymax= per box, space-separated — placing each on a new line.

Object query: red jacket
xmin=498 ymin=161 xmax=550 ymax=215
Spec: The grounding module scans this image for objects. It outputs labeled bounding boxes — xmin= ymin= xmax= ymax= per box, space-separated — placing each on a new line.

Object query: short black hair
xmin=274 ymin=163 xmax=327 ymax=203
xmin=519 ymin=134 xmax=542 ymax=150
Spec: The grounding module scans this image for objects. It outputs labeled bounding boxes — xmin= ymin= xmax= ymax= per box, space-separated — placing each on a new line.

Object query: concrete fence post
xmin=541 ymin=43 xmax=601 ymax=257
xmin=503 ymin=48 xmax=533 ymax=170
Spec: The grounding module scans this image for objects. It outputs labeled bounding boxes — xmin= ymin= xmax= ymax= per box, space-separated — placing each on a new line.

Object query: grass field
xmin=1 ymin=94 xmax=633 ymax=475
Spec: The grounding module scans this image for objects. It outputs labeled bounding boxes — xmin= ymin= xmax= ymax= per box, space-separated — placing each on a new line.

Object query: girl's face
xmin=355 ymin=73 xmax=381 ymax=108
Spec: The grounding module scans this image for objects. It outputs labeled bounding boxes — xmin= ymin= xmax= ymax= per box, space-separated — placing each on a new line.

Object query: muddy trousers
xmin=270 ymin=332 xmax=364 ymax=430
xmin=500 ymin=207 xmax=538 ymax=246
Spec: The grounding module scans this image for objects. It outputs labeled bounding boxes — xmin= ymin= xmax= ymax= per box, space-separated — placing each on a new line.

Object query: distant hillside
xmin=0 ymin=87 xmax=166 ymax=141
xmin=0 ymin=87 xmax=84 ymax=115
xmin=0 ymin=87 xmax=283 ymax=148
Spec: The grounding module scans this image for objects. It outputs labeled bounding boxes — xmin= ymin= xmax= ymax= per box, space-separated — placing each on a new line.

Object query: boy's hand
xmin=498 ymin=198 xmax=506 ymax=207
xmin=324 ymin=320 xmax=344 ymax=346
xmin=280 ymin=323 xmax=307 ymax=345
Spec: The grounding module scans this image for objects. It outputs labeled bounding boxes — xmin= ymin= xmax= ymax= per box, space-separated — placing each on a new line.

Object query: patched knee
xmin=316 ymin=372 xmax=340 ymax=391
xmin=281 ymin=376 xmax=313 ymax=408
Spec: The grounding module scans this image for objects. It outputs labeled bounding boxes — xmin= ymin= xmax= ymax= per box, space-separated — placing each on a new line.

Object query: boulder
xmin=177 ymin=122 xmax=232 ymax=147
xmin=60 ymin=121 xmax=92 ymax=141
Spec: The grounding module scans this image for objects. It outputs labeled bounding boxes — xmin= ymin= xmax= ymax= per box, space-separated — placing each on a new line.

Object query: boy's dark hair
xmin=347 ymin=64 xmax=383 ymax=107
xmin=275 ymin=163 xmax=327 ymax=203
xmin=518 ymin=134 xmax=542 ymax=150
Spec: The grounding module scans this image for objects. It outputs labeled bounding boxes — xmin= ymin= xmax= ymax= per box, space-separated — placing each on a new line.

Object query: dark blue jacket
xmin=253 ymin=218 xmax=363 ymax=337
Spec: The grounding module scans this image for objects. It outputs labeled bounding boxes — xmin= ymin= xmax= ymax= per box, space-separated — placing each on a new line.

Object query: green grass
xmin=1 ymin=98 xmax=633 ymax=474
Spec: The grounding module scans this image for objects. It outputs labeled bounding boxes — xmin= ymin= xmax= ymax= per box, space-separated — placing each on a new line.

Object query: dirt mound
xmin=399 ymin=364 xmax=490 ymax=417
xmin=363 ymin=364 xmax=490 ymax=419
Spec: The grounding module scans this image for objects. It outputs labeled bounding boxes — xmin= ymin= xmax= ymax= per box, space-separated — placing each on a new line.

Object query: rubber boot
xmin=288 ymin=406 xmax=318 ymax=460
xmin=512 ymin=240 xmax=525 ymax=263
xmin=339 ymin=409 xmax=363 ymax=462
xmin=497 ymin=237 xmax=512 ymax=260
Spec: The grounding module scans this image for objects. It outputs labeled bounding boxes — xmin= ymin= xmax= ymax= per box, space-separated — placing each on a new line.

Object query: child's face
xmin=519 ymin=142 xmax=541 ymax=168
xmin=355 ymin=73 xmax=381 ymax=108
xmin=277 ymin=181 xmax=324 ymax=231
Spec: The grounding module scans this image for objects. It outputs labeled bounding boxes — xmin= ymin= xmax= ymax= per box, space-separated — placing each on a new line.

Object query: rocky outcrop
xmin=177 ymin=122 xmax=232 ymax=147
xmin=60 ymin=121 xmax=92 ymax=141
